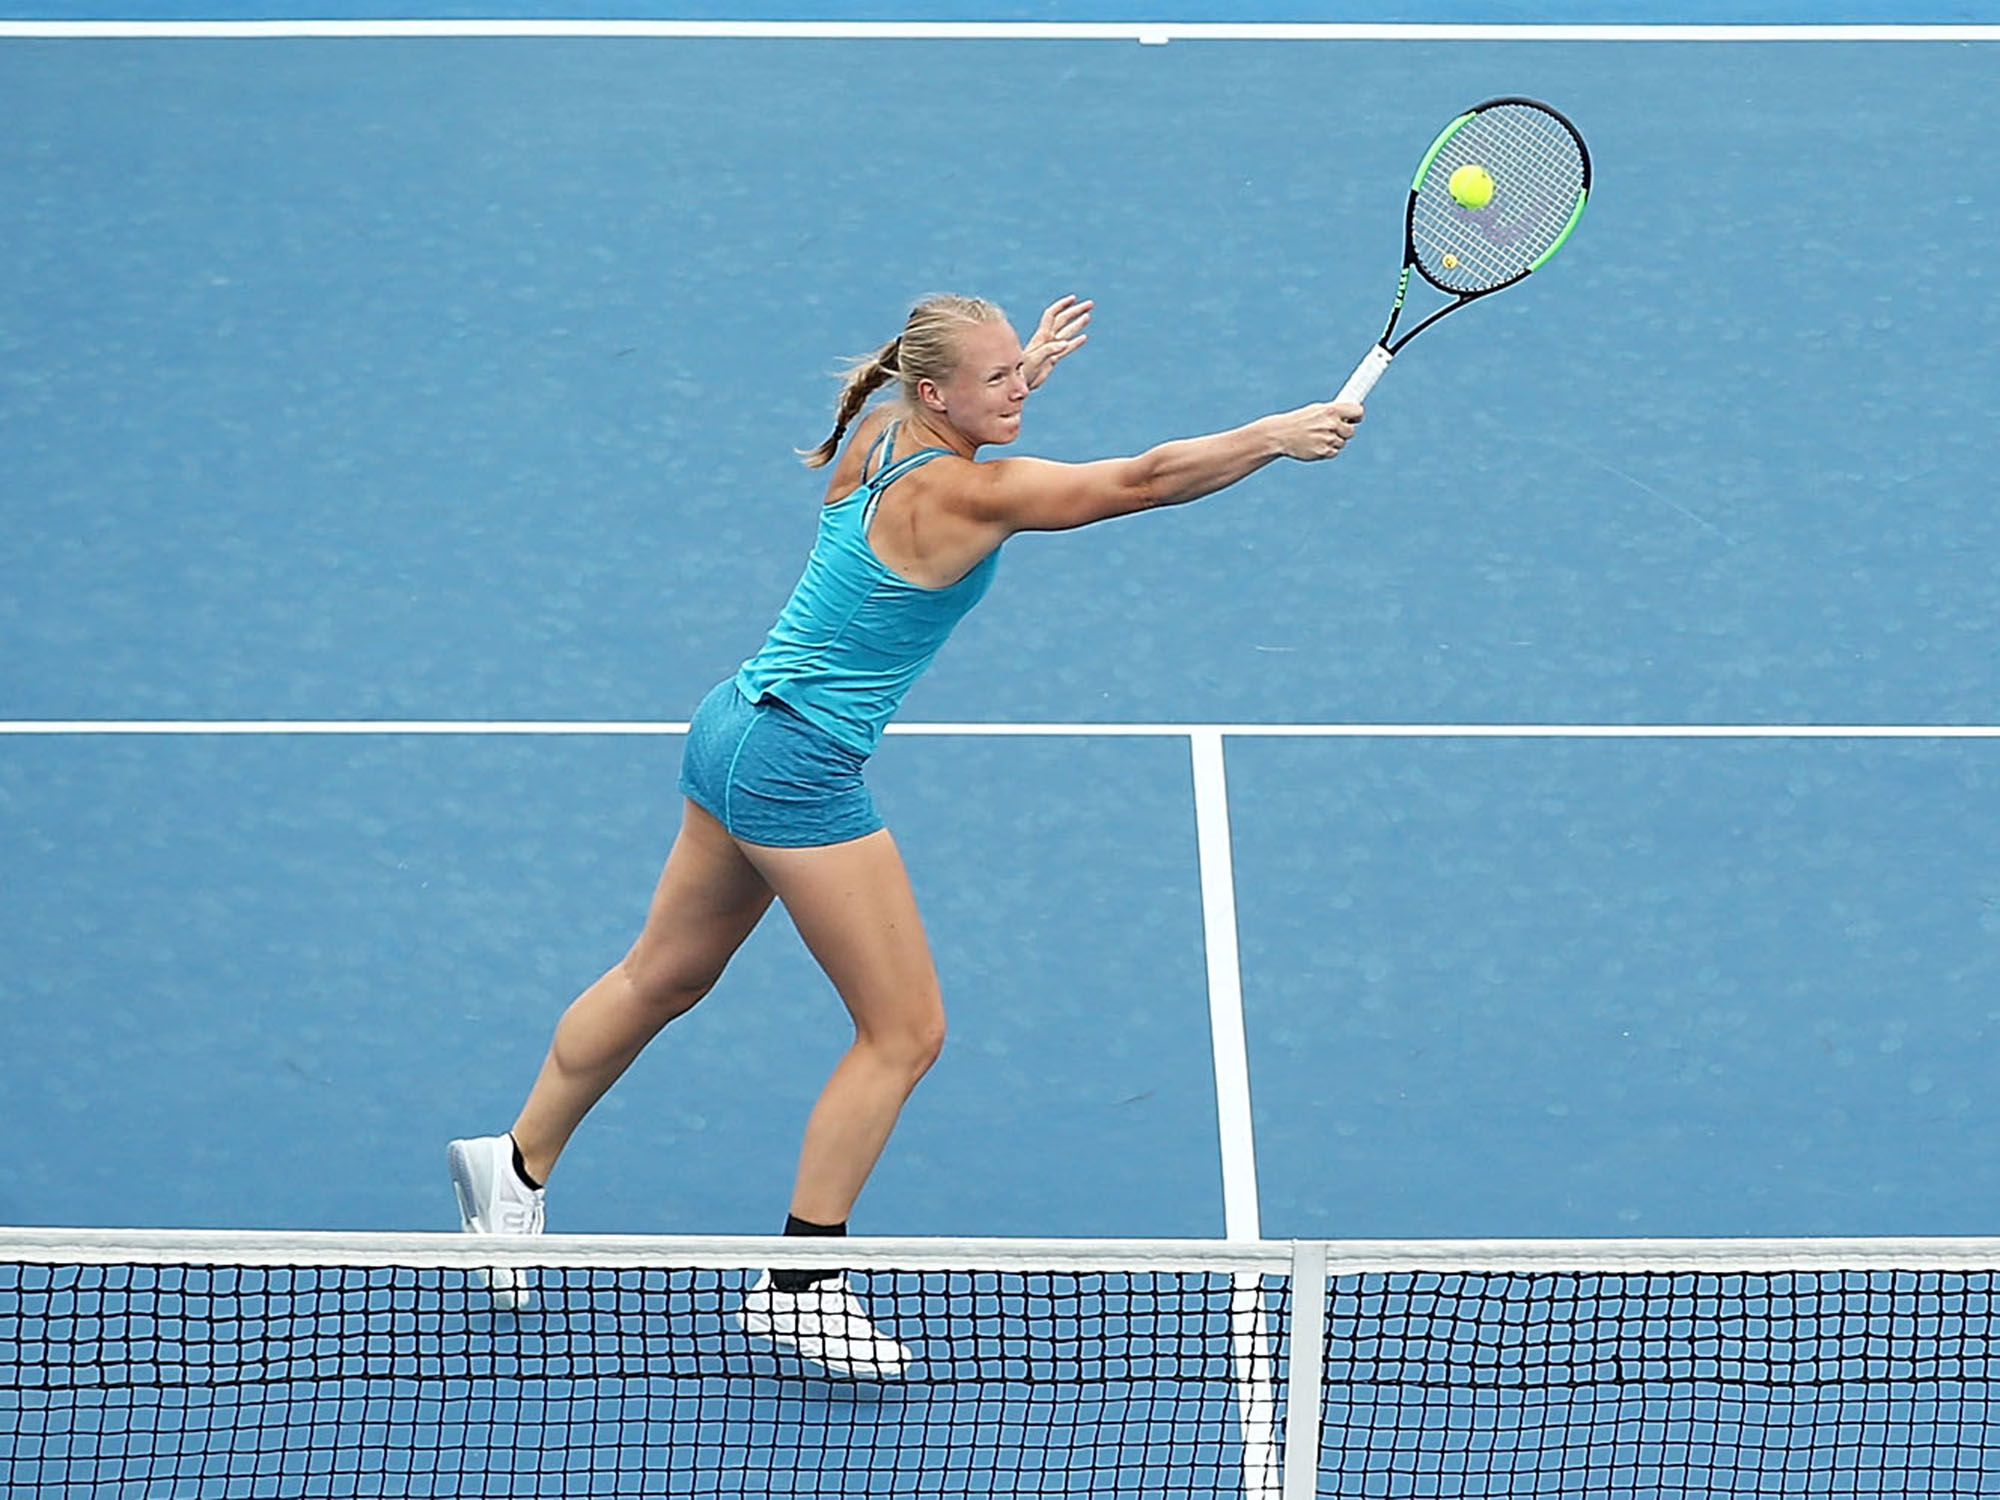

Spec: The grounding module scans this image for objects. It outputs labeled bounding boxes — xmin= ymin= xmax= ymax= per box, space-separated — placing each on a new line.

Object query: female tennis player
xmin=450 ymin=293 xmax=1362 ymax=1373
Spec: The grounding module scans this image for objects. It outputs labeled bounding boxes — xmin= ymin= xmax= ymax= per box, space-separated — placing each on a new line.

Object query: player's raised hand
xmin=1022 ymin=295 xmax=1093 ymax=390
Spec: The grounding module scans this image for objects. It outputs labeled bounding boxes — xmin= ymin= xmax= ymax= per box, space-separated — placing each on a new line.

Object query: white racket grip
xmin=1335 ymin=344 xmax=1392 ymax=407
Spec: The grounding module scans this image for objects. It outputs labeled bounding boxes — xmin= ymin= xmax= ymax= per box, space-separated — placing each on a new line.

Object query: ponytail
xmin=798 ymin=337 xmax=902 ymax=469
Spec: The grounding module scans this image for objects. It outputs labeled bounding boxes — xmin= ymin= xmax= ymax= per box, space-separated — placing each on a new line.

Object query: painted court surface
xmin=4 ymin=11 xmax=1999 ymax=1256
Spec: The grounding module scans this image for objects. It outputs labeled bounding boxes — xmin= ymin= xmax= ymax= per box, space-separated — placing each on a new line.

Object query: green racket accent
xmin=1388 ymin=264 xmax=1413 ymax=313
xmin=1409 ymin=112 xmax=1475 ymax=192
xmin=1529 ymin=188 xmax=1590 ymax=272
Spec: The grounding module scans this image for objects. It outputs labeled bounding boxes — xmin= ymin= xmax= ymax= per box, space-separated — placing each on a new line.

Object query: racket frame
xmin=1335 ymin=96 xmax=1590 ymax=407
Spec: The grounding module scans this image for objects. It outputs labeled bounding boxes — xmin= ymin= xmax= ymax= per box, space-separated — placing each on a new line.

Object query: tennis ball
xmin=1448 ymin=163 xmax=1495 ymax=210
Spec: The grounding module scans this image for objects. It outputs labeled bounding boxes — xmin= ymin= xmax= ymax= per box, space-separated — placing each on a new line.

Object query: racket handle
xmin=1335 ymin=345 xmax=1392 ymax=407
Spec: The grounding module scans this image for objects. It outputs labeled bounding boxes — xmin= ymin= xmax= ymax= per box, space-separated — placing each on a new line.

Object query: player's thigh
xmin=740 ymin=829 xmax=944 ymax=1047
xmin=624 ymin=799 xmax=776 ymax=999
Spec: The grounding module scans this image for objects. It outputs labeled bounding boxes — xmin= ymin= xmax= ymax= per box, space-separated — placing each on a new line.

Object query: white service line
xmin=1190 ymin=729 xmax=1262 ymax=1243
xmin=5 ymin=720 xmax=2000 ymax=739
xmin=0 ymin=720 xmax=693 ymax=735
xmin=892 ymin=722 xmax=2000 ymax=739
xmin=1 ymin=21 xmax=1997 ymax=41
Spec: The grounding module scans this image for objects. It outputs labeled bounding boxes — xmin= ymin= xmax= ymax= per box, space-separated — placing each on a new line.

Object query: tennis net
xmin=3 ymin=1229 xmax=1997 ymax=1497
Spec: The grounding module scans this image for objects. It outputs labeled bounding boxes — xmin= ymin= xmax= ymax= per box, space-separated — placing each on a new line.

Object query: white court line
xmin=2 ymin=21 xmax=1998 ymax=41
xmin=0 ymin=721 xmax=701 ymax=736
xmin=895 ymin=722 xmax=2000 ymax=739
xmin=1189 ymin=728 xmax=1280 ymax=1500
xmin=4 ymin=721 xmax=2000 ymax=738
xmin=1190 ymin=730 xmax=1262 ymax=1243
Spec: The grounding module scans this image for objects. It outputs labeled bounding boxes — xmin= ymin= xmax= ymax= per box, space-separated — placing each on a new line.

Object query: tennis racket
xmin=1335 ymin=97 xmax=1591 ymax=407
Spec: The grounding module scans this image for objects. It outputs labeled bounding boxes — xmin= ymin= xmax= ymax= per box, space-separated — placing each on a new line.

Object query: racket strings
xmin=1420 ymin=134 xmax=1577 ymax=280
xmin=1412 ymin=104 xmax=1586 ymax=294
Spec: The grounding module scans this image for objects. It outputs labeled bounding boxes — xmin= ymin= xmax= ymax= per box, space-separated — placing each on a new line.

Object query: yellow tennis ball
xmin=1449 ymin=163 xmax=1495 ymax=210
xmin=1442 ymin=253 xmax=1460 ymax=270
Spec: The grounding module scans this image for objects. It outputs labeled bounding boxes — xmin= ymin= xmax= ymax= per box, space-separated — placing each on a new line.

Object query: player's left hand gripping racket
xmin=1336 ymin=97 xmax=1591 ymax=406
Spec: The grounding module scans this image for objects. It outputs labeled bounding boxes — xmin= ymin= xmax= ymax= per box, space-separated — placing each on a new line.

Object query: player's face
xmin=930 ymin=321 xmax=1030 ymax=448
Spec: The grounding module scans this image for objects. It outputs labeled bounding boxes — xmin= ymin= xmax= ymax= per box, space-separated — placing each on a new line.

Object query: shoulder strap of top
xmin=860 ymin=421 xmax=899 ymax=485
xmin=863 ymin=422 xmax=953 ymax=488
xmin=871 ymin=446 xmax=950 ymax=490
xmin=852 ymin=426 xmax=952 ymax=524
xmin=861 ymin=446 xmax=951 ymax=526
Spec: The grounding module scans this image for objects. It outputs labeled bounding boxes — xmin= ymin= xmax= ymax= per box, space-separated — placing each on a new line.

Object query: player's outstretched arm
xmin=954 ymin=399 xmax=1362 ymax=537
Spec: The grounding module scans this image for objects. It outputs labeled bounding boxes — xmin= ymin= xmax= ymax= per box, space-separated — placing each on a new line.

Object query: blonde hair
xmin=800 ymin=294 xmax=1008 ymax=468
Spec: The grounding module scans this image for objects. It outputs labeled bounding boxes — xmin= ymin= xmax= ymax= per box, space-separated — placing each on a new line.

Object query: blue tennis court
xmin=4 ymin=11 xmax=2000 ymax=1491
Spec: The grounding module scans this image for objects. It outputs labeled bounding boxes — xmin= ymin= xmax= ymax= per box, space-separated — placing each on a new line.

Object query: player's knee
xmin=620 ymin=951 xmax=719 ymax=1022
xmin=864 ymin=1003 xmax=945 ymax=1084
xmin=909 ymin=1010 xmax=946 ymax=1078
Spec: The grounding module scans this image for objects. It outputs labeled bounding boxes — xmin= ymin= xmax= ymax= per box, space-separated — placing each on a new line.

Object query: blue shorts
xmin=678 ymin=680 xmax=884 ymax=848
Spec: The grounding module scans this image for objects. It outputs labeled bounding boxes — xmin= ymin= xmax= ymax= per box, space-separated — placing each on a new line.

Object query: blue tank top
xmin=734 ymin=424 xmax=1002 ymax=755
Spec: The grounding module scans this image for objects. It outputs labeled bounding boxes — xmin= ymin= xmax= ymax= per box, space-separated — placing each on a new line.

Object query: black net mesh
xmin=10 ymin=1246 xmax=2000 ymax=1498
xmin=1318 ymin=1268 xmax=2000 ymax=1497
xmin=1 ymin=1260 xmax=1290 ymax=1499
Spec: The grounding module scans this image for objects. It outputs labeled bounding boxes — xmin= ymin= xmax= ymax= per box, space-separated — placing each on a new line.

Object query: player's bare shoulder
xmin=908 ymin=450 xmax=1052 ymax=530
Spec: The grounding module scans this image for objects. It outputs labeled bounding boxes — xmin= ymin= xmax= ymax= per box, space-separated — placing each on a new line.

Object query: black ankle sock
xmin=770 ymin=1213 xmax=844 ymax=1293
xmin=508 ymin=1136 xmax=544 ymax=1192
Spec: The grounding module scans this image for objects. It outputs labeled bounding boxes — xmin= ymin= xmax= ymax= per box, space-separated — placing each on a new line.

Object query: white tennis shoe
xmin=447 ymin=1134 xmax=544 ymax=1313
xmin=736 ymin=1273 xmax=911 ymax=1379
